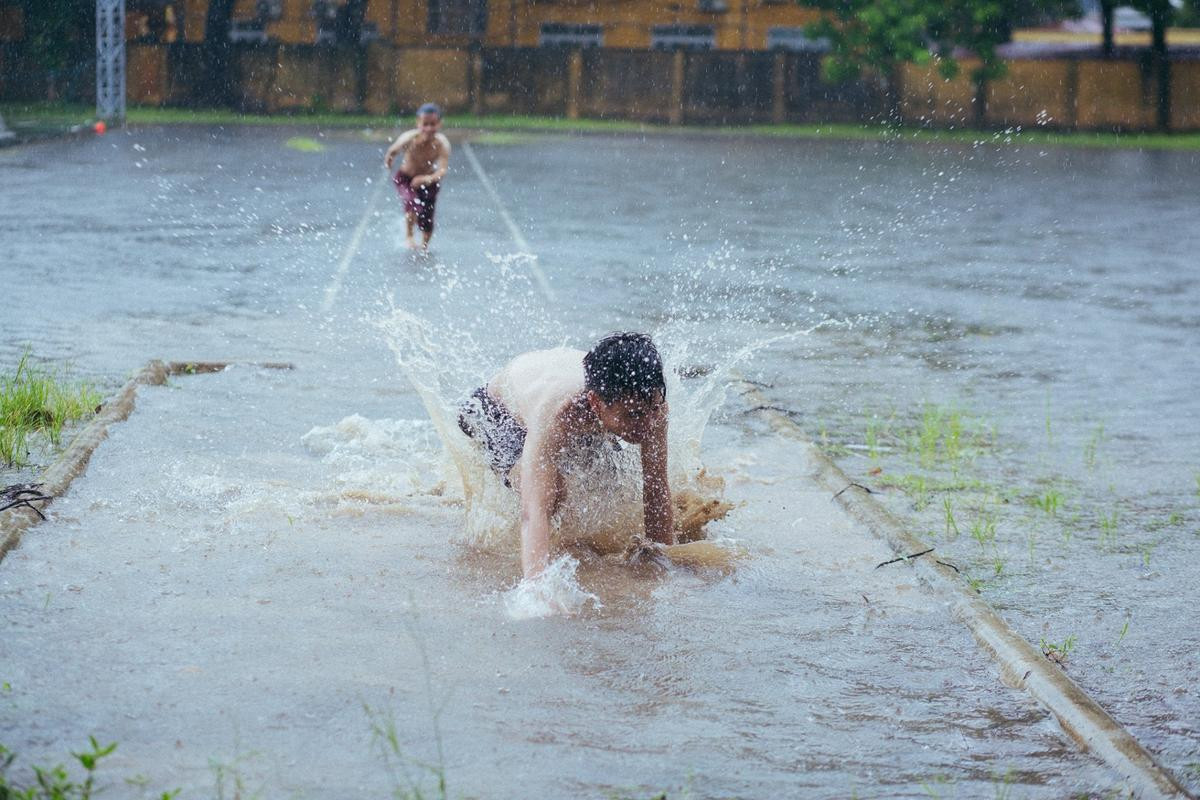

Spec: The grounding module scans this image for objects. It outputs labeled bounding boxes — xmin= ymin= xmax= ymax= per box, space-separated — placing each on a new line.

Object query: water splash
xmin=501 ymin=554 xmax=601 ymax=620
xmin=300 ymin=414 xmax=446 ymax=500
xmin=369 ymin=243 xmax=844 ymax=561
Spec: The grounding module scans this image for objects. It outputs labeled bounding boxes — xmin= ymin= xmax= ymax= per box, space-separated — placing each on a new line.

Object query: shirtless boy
xmin=384 ymin=103 xmax=451 ymax=251
xmin=457 ymin=333 xmax=674 ymax=579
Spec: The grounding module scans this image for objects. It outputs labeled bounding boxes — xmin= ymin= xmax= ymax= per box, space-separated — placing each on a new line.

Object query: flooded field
xmin=1 ymin=125 xmax=1198 ymax=796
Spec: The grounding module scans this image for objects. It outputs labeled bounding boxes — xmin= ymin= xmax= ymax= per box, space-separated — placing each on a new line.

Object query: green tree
xmin=805 ymin=0 xmax=1078 ymax=124
xmin=334 ymin=0 xmax=370 ymax=45
xmin=17 ymin=0 xmax=93 ymax=99
xmin=202 ymin=0 xmax=237 ymax=106
xmin=1098 ymin=0 xmax=1175 ymax=127
xmin=1127 ymin=0 xmax=1173 ymax=129
xmin=806 ymin=0 xmax=1079 ymax=84
xmin=1178 ymin=0 xmax=1200 ymax=26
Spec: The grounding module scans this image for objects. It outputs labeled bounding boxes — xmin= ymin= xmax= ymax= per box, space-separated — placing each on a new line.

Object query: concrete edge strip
xmin=736 ymin=381 xmax=1191 ymax=800
xmin=0 ymin=360 xmax=294 ymax=565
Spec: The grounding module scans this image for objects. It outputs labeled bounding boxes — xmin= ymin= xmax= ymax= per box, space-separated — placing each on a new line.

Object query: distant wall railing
xmin=3 ymin=41 xmax=1198 ymax=132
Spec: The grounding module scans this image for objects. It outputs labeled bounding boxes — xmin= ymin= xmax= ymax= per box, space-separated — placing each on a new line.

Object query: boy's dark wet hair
xmin=584 ymin=332 xmax=666 ymax=404
xmin=416 ymin=102 xmax=441 ymax=118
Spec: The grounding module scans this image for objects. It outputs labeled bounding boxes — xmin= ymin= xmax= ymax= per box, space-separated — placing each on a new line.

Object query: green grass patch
xmin=5 ymin=102 xmax=1200 ymax=151
xmin=1031 ymin=487 xmax=1065 ymax=516
xmin=1 ymin=352 xmax=101 ymax=468
xmin=283 ymin=135 xmax=326 ymax=152
xmin=969 ymin=510 xmax=998 ymax=548
xmin=469 ymin=130 xmax=542 ymax=146
xmin=877 ymin=471 xmax=990 ymax=495
xmin=1039 ymin=633 xmax=1077 ymax=662
xmin=0 ymin=101 xmax=99 ymax=129
xmin=0 ymin=737 xmax=178 ymax=800
xmin=1097 ymin=508 xmax=1120 ymax=549
xmin=746 ymin=122 xmax=1200 ymax=151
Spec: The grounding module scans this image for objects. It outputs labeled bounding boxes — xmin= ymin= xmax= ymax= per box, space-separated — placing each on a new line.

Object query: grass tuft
xmin=0 ymin=351 xmax=101 ymax=468
xmin=0 ymin=737 xmax=175 ymax=800
xmin=283 ymin=135 xmax=325 ymax=152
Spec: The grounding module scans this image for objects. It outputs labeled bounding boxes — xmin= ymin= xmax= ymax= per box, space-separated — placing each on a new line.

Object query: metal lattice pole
xmin=96 ymin=0 xmax=126 ymax=123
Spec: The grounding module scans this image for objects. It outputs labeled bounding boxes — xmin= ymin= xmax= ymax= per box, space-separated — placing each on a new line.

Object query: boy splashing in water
xmin=384 ymin=102 xmax=451 ymax=251
xmin=458 ymin=333 xmax=674 ymax=579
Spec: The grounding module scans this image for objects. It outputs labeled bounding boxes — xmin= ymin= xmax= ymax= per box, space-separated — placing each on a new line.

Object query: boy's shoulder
xmin=435 ymin=131 xmax=451 ymax=149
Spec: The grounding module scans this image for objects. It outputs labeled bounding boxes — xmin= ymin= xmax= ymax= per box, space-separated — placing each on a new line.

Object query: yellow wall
xmin=480 ymin=0 xmax=819 ymax=50
xmin=182 ymin=0 xmax=208 ymax=42
xmin=1076 ymin=60 xmax=1156 ymax=129
xmin=412 ymin=47 xmax=470 ymax=112
xmin=237 ymin=46 xmax=277 ymax=110
xmin=986 ymin=59 xmax=1073 ymax=128
xmin=190 ymin=0 xmax=817 ymax=49
xmin=899 ymin=61 xmax=979 ymax=126
xmin=1171 ymin=60 xmax=1200 ymax=130
xmin=127 ymin=44 xmax=168 ymax=105
xmin=264 ymin=0 xmax=318 ymax=44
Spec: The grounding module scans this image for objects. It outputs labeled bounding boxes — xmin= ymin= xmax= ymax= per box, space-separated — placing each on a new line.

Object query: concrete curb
xmin=0 ymin=360 xmax=293 ymax=565
xmin=737 ymin=382 xmax=1191 ymax=800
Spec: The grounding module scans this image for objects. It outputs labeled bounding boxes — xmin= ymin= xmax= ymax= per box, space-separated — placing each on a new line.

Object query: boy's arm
xmin=640 ymin=405 xmax=674 ymax=545
xmin=431 ymin=133 xmax=451 ymax=181
xmin=383 ymin=130 xmax=416 ymax=170
xmin=517 ymin=419 xmax=562 ymax=578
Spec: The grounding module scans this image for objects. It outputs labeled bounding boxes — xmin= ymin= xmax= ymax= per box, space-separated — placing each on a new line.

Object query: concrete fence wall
xmin=9 ymin=41 xmax=1199 ymax=132
xmin=900 ymin=55 xmax=1200 ymax=131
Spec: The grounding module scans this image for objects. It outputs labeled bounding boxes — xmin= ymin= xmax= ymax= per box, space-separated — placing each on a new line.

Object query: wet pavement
xmin=1 ymin=124 xmax=1198 ymax=796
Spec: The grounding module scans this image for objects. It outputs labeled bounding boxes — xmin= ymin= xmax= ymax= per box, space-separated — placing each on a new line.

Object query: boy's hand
xmin=623 ymin=536 xmax=669 ymax=569
xmin=384 ymin=153 xmax=394 ymax=170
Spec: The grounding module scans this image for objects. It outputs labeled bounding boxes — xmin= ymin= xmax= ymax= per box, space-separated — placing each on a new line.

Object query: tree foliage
xmin=17 ymin=0 xmax=92 ymax=76
xmin=202 ymin=0 xmax=237 ymax=105
xmin=334 ymin=0 xmax=370 ymax=46
xmin=806 ymin=0 xmax=1080 ymax=84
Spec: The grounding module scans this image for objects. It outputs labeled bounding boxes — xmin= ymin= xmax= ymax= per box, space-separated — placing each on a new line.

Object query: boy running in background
xmin=457 ymin=333 xmax=674 ymax=579
xmin=384 ymin=102 xmax=451 ymax=251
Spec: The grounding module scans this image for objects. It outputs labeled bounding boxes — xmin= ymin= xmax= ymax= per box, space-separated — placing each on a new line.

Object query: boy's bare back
xmin=459 ymin=336 xmax=674 ymax=579
xmin=488 ymin=348 xmax=588 ymax=467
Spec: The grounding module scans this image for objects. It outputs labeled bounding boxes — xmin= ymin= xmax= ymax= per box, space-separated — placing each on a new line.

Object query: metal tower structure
xmin=96 ymin=0 xmax=126 ymax=123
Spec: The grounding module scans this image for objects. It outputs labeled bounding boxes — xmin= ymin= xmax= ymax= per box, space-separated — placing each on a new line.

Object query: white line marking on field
xmin=321 ymin=175 xmax=387 ymax=313
xmin=461 ymin=141 xmax=555 ymax=303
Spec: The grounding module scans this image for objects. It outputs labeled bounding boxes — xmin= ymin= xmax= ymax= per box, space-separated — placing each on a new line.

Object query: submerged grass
xmin=0 ymin=352 xmax=101 ymax=468
xmin=1032 ymin=488 xmax=1064 ymax=516
xmin=1098 ymin=509 xmax=1120 ymax=549
xmin=821 ymin=395 xmax=1188 ymax=596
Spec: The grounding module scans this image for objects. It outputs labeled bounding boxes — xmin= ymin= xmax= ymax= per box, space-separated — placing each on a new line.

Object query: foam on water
xmin=300 ymin=414 xmax=449 ymax=502
xmin=501 ymin=554 xmax=601 ymax=619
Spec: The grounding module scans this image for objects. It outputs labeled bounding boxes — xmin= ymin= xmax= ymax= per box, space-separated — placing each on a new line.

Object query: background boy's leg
xmin=404 ymin=213 xmax=417 ymax=248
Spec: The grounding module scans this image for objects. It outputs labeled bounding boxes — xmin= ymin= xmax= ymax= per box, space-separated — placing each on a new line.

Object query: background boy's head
xmin=416 ymin=102 xmax=442 ymax=136
xmin=584 ymin=333 xmax=666 ymax=442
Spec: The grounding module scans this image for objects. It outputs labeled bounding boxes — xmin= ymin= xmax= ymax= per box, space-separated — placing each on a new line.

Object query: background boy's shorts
xmin=393 ymin=172 xmax=440 ymax=233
